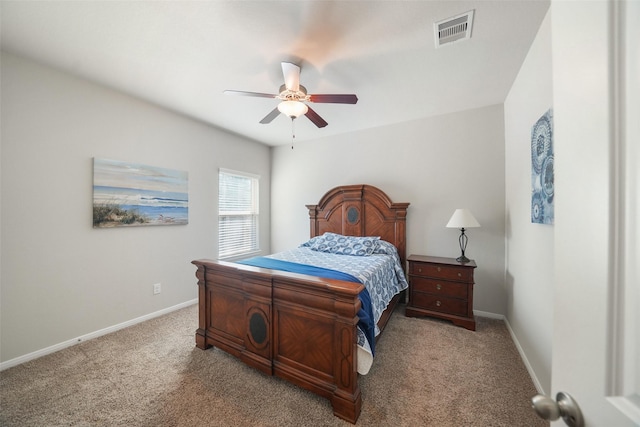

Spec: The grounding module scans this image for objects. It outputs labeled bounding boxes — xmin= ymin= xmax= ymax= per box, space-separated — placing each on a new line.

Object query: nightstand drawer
xmin=410 ymin=293 xmax=468 ymax=317
xmin=409 ymin=276 xmax=468 ymax=299
xmin=409 ymin=262 xmax=472 ymax=282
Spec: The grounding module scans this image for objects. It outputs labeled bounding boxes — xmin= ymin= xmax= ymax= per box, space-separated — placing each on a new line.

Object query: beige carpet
xmin=0 ymin=304 xmax=548 ymax=426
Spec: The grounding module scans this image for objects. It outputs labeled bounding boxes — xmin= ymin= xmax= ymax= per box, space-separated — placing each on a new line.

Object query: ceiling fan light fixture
xmin=225 ymin=62 xmax=355 ymax=128
xmin=278 ymin=100 xmax=308 ymax=118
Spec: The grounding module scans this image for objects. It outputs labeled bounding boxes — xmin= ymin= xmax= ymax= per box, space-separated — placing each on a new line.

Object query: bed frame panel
xmin=193 ymin=184 xmax=409 ymax=423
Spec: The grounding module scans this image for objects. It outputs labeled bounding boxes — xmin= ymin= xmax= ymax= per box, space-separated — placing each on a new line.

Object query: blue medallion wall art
xmin=531 ymin=109 xmax=554 ymax=224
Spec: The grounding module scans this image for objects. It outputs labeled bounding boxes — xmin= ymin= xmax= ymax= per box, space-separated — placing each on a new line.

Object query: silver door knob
xmin=532 ymin=392 xmax=584 ymax=427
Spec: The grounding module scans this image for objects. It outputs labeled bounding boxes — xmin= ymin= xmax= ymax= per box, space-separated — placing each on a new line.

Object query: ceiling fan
xmin=224 ymin=62 xmax=358 ymax=128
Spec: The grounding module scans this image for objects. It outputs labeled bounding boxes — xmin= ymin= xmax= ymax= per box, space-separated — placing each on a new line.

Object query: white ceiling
xmin=1 ymin=1 xmax=549 ymax=146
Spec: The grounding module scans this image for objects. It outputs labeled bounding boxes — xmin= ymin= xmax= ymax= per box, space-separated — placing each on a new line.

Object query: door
xmin=549 ymin=0 xmax=639 ymax=425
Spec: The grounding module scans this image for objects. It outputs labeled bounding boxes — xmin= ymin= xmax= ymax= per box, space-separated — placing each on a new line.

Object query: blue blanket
xmin=237 ymin=257 xmax=376 ymax=355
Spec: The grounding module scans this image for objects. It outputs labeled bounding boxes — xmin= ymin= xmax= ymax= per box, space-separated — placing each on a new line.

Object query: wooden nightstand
xmin=405 ymin=255 xmax=477 ymax=331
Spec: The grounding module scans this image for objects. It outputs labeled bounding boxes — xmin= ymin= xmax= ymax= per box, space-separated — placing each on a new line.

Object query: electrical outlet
xmin=153 ymin=283 xmax=161 ymax=295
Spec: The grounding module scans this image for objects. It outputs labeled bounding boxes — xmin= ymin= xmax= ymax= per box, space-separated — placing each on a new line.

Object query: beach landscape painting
xmin=93 ymin=158 xmax=188 ymax=228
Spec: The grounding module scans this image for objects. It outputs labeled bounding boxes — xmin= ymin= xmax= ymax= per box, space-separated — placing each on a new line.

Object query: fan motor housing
xmin=278 ymin=84 xmax=309 ymax=102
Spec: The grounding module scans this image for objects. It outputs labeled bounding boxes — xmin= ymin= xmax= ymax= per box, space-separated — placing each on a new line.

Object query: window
xmin=218 ymin=169 xmax=259 ymax=259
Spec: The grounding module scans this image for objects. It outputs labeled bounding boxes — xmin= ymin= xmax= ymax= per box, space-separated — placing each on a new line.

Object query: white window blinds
xmin=218 ymin=169 xmax=259 ymax=259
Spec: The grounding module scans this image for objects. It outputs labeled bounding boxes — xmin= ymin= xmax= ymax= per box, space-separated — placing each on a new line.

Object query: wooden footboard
xmin=193 ymin=259 xmax=365 ymax=423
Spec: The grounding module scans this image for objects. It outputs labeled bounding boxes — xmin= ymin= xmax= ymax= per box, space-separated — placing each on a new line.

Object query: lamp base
xmin=456 ymin=228 xmax=471 ymax=263
xmin=456 ymin=255 xmax=471 ymax=263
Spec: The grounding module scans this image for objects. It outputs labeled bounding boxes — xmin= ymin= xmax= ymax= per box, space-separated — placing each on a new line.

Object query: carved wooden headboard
xmin=306 ymin=185 xmax=410 ymax=266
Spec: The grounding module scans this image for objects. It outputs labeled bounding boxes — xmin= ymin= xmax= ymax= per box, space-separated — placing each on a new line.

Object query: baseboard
xmin=474 ymin=309 xmax=504 ymax=320
xmin=501 ymin=317 xmax=545 ymax=394
xmin=0 ymin=299 xmax=198 ymax=372
xmin=475 ymin=310 xmax=545 ymax=394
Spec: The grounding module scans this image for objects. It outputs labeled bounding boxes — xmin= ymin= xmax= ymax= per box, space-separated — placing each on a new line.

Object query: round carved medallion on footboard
xmin=246 ymin=306 xmax=270 ymax=352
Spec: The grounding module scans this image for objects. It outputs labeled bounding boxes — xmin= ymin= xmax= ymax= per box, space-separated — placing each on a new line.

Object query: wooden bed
xmin=192 ymin=184 xmax=409 ymax=423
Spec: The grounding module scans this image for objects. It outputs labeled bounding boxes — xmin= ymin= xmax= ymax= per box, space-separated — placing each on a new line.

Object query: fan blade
xmin=304 ymin=106 xmax=328 ymax=128
xmin=309 ymin=94 xmax=358 ymax=104
xmin=259 ymin=107 xmax=281 ymax=124
xmin=281 ymin=62 xmax=300 ymax=92
xmin=224 ymin=90 xmax=277 ymax=99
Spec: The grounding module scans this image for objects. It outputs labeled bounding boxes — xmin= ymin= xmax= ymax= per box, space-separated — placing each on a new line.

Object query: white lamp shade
xmin=446 ymin=209 xmax=480 ymax=229
xmin=278 ymin=100 xmax=308 ymax=118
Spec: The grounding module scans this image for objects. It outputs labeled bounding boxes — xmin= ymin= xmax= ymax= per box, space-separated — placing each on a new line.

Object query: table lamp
xmin=446 ymin=209 xmax=480 ymax=263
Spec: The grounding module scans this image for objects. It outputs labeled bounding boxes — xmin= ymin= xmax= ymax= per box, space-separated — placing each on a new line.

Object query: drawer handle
xmin=458 ymin=272 xmax=462 ymax=277
xmin=436 ymin=300 xmax=442 ymax=307
xmin=418 ymin=268 xmax=422 ymax=273
xmin=436 ymin=284 xmax=442 ymax=291
xmin=437 ymin=267 xmax=441 ymax=272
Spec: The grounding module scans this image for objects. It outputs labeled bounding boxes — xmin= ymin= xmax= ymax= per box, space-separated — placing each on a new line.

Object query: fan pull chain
xmin=291 ymin=117 xmax=296 ymax=149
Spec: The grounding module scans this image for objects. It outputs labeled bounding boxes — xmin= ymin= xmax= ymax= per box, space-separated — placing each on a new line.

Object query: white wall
xmin=504 ymin=11 xmax=553 ymax=393
xmin=0 ymin=52 xmax=271 ymax=364
xmin=271 ymin=105 xmax=507 ymax=316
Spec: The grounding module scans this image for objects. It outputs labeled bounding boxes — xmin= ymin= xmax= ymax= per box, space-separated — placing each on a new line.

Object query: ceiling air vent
xmin=434 ymin=10 xmax=474 ymax=48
